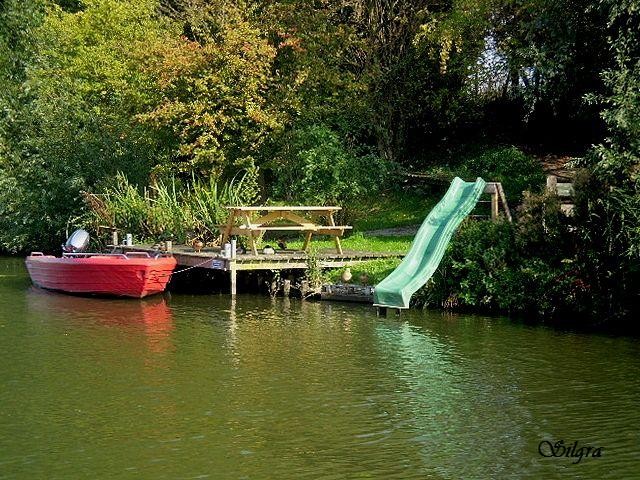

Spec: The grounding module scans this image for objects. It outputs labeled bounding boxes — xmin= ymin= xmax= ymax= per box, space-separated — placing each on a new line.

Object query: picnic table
xmin=220 ymin=206 xmax=352 ymax=255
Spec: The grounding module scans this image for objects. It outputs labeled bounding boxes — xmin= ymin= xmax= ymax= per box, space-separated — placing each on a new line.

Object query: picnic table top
xmin=225 ymin=206 xmax=341 ymax=212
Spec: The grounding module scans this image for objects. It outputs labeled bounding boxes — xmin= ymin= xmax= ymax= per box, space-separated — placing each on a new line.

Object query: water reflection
xmin=374 ymin=319 xmax=531 ymax=477
xmin=25 ymin=287 xmax=174 ymax=354
xmin=0 ymin=269 xmax=638 ymax=479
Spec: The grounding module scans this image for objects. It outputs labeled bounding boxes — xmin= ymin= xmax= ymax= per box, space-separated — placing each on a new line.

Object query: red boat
xmin=25 ymin=252 xmax=177 ymax=298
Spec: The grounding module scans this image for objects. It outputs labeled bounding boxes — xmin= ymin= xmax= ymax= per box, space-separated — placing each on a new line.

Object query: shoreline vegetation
xmin=1 ymin=0 xmax=639 ymax=327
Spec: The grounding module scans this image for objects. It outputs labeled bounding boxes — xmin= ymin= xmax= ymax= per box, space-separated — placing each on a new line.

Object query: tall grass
xmin=188 ymin=171 xmax=259 ymax=240
xmin=82 ymin=169 xmax=259 ymax=244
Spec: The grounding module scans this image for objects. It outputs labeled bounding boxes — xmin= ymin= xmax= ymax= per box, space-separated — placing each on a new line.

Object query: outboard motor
xmin=63 ymin=229 xmax=90 ymax=253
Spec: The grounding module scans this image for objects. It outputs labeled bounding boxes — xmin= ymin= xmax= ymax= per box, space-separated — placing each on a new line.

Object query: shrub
xmin=270 ymin=125 xmax=391 ymax=205
xmin=419 ymin=145 xmax=545 ymax=206
xmin=415 ymin=217 xmax=589 ymax=318
xmin=571 ymin=170 xmax=640 ymax=319
xmin=416 ymin=220 xmax=516 ymax=311
xmin=569 ymin=0 xmax=640 ymax=321
xmin=515 ymin=190 xmax=573 ymax=261
xmin=458 ymin=146 xmax=545 ymax=204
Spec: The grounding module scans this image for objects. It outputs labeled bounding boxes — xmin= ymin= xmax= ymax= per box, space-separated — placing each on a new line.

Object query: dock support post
xmin=376 ymin=306 xmax=387 ymax=317
xmin=230 ymin=261 xmax=237 ymax=296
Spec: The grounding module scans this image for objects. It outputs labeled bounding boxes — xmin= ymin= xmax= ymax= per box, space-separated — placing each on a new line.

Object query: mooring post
xmin=230 ymin=261 xmax=237 ymax=296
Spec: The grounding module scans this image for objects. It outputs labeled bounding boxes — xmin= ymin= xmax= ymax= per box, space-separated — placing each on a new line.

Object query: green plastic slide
xmin=373 ymin=177 xmax=486 ymax=309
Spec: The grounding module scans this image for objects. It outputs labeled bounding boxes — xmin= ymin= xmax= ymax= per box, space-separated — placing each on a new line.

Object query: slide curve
xmin=373 ymin=177 xmax=486 ymax=309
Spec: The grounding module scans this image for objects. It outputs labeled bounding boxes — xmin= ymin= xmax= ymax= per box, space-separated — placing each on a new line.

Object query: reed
xmin=83 ymin=170 xmax=259 ymax=244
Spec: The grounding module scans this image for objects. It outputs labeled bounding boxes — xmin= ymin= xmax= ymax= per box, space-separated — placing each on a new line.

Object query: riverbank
xmin=4 ymin=144 xmax=637 ymax=326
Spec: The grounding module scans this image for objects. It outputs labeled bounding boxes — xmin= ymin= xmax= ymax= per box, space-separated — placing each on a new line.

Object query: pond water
xmin=1 ymin=257 xmax=639 ymax=479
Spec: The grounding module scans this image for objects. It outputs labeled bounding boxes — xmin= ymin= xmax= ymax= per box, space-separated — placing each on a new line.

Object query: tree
xmin=487 ymin=0 xmax=610 ymax=148
xmin=342 ymin=0 xmax=492 ymax=162
xmin=0 ymin=0 xmax=171 ymax=251
xmin=571 ymin=0 xmax=640 ymax=319
xmin=140 ymin=1 xmax=283 ymax=176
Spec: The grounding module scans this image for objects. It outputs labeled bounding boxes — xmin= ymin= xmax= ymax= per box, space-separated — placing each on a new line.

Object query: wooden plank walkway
xmin=118 ymin=244 xmax=403 ymax=294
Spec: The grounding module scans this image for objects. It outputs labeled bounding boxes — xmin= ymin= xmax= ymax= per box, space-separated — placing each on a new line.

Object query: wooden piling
xmin=230 ymin=261 xmax=237 ymax=295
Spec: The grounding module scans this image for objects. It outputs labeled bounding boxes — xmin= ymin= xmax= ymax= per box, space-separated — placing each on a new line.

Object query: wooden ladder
xmin=481 ymin=182 xmax=513 ymax=222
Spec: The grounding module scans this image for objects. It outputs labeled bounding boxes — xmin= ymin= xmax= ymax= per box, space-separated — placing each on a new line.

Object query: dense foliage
xmin=270 ymin=125 xmax=391 ymax=205
xmin=573 ymin=0 xmax=640 ymax=320
xmin=416 ymin=194 xmax=588 ymax=319
xmin=0 ymin=0 xmax=169 ymax=251
xmin=421 ymin=145 xmax=545 ymax=203
xmin=0 ymin=0 xmax=638 ymax=323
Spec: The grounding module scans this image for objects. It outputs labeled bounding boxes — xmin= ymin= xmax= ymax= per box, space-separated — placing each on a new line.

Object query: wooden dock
xmin=118 ymin=244 xmax=403 ymax=295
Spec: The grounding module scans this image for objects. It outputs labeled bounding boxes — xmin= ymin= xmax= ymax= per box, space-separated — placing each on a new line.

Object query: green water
xmin=1 ymin=257 xmax=639 ymax=479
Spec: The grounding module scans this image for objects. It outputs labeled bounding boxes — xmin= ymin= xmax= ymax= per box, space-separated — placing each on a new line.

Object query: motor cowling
xmin=63 ymin=229 xmax=90 ymax=253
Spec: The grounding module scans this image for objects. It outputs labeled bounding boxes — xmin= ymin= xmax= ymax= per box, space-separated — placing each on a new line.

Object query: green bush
xmin=271 ymin=125 xmax=392 ymax=205
xmin=569 ymin=0 xmax=640 ymax=321
xmin=570 ymin=170 xmax=640 ymax=319
xmin=419 ymin=145 xmax=545 ymax=206
xmin=515 ymin=190 xmax=574 ymax=261
xmin=458 ymin=146 xmax=545 ymax=204
xmin=417 ymin=220 xmax=516 ymax=311
xmin=415 ymin=216 xmax=589 ymax=319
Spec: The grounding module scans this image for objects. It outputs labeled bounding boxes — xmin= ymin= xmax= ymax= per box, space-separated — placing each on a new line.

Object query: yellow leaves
xmin=415 ymin=20 xmax=463 ymax=75
xmin=135 ymin=6 xmax=284 ymax=173
xmin=440 ymin=35 xmax=453 ymax=74
xmin=276 ymin=32 xmax=305 ymax=53
xmin=246 ymin=104 xmax=267 ymax=124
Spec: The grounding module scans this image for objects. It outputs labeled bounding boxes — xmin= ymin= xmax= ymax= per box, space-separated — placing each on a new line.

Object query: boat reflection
xmin=26 ymin=287 xmax=174 ymax=353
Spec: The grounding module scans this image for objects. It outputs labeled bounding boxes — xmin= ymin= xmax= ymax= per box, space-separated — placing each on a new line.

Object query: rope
xmin=156 ymin=256 xmax=220 ymax=278
xmin=114 ymin=249 xmax=221 ymax=278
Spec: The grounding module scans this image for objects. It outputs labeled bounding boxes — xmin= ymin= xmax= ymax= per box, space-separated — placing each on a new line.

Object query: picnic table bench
xmin=220 ymin=206 xmax=352 ymax=255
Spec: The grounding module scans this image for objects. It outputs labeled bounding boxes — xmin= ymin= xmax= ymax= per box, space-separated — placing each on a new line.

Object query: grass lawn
xmin=286 ymin=232 xmax=413 ymax=254
xmin=325 ymin=258 xmax=402 ymax=285
xmin=346 ymin=188 xmax=437 ymax=232
xmin=282 ymin=188 xmax=433 ymax=286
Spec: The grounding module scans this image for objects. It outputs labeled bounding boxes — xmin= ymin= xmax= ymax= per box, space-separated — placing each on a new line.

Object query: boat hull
xmin=25 ymin=254 xmax=177 ymax=298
